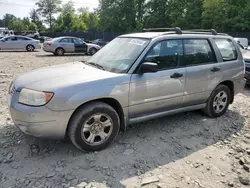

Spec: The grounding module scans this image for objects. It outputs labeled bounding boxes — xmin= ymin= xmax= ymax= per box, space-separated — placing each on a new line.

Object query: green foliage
xmin=3 ymin=0 xmax=250 ymax=33
xmin=8 ymin=19 xmax=26 ymax=32
xmin=29 ymin=22 xmax=38 ymax=31
xmin=36 ymin=0 xmax=62 ymax=31
xmin=30 ymin=9 xmax=45 ymax=31
xmin=54 ymin=12 xmax=87 ymax=32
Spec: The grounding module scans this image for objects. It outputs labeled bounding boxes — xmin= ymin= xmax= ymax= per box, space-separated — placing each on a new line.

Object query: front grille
xmin=246 ymin=67 xmax=250 ymax=72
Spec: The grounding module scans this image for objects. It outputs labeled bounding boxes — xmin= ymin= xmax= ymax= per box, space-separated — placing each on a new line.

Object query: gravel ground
xmin=1 ymin=50 xmax=250 ymax=188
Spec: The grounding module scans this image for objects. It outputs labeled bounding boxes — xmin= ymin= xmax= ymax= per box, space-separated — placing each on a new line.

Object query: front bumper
xmin=8 ymin=91 xmax=73 ymax=139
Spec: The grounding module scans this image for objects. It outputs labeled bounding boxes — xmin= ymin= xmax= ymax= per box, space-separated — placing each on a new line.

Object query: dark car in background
xmin=39 ymin=36 xmax=53 ymax=43
xmin=92 ymin=39 xmax=108 ymax=47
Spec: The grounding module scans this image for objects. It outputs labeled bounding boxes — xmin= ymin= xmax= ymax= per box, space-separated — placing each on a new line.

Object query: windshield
xmin=86 ymin=37 xmax=150 ymax=73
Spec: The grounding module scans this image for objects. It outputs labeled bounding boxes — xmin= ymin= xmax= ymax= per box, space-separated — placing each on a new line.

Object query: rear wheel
xmin=26 ymin=44 xmax=35 ymax=52
xmin=89 ymin=47 xmax=97 ymax=55
xmin=203 ymin=85 xmax=231 ymax=118
xmin=55 ymin=48 xmax=64 ymax=56
xmin=68 ymin=102 xmax=120 ymax=151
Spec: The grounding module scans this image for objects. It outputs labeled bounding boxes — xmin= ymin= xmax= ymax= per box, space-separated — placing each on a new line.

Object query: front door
xmin=3 ymin=36 xmax=18 ymax=50
xmin=183 ymin=38 xmax=220 ymax=106
xmin=129 ymin=39 xmax=186 ymax=118
xmin=73 ymin=38 xmax=88 ymax=53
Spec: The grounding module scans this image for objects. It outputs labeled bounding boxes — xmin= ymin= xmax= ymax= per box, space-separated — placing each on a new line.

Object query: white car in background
xmin=25 ymin=31 xmax=40 ymax=39
xmin=0 ymin=28 xmax=14 ymax=38
xmin=234 ymin=37 xmax=249 ymax=49
xmin=0 ymin=35 xmax=41 ymax=51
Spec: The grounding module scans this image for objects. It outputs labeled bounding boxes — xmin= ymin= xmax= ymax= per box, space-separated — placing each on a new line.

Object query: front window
xmin=86 ymin=37 xmax=150 ymax=73
xmin=73 ymin=38 xmax=84 ymax=44
xmin=144 ymin=39 xmax=183 ymax=70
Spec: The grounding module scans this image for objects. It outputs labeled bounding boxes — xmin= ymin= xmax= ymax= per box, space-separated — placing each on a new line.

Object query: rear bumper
xmin=234 ymin=78 xmax=246 ymax=95
xmin=8 ymin=92 xmax=74 ymax=139
xmin=43 ymin=47 xmax=54 ymax=53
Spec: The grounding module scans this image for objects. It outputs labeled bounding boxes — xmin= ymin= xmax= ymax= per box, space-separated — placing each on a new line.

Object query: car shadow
xmin=36 ymin=53 xmax=89 ymax=57
xmin=0 ymin=50 xmax=40 ymax=53
xmin=0 ymin=108 xmax=245 ymax=187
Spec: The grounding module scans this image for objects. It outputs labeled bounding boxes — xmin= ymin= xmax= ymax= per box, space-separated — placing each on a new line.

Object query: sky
xmin=0 ymin=0 xmax=99 ymax=19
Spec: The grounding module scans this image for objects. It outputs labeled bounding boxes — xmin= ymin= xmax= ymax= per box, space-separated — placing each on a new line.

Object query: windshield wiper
xmin=86 ymin=62 xmax=105 ymax=70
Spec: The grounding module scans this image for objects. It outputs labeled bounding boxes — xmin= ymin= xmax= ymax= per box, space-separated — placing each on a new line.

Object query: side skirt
xmin=128 ymin=103 xmax=206 ymax=125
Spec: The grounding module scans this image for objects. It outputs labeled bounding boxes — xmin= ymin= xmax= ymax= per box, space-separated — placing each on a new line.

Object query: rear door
xmin=72 ymin=38 xmax=88 ymax=53
xmin=183 ymin=38 xmax=219 ymax=106
xmin=16 ymin=36 xmax=29 ymax=49
xmin=59 ymin=38 xmax=74 ymax=52
xmin=129 ymin=39 xmax=186 ymax=118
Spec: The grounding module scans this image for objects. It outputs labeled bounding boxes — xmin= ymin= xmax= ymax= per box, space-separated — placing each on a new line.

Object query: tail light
xmin=45 ymin=42 xmax=51 ymax=46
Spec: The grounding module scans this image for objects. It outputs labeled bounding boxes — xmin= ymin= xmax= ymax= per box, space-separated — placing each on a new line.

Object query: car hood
xmin=14 ymin=62 xmax=120 ymax=91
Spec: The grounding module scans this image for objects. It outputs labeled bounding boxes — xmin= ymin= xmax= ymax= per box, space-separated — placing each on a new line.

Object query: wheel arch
xmin=26 ymin=44 xmax=35 ymax=50
xmin=55 ymin=47 xmax=65 ymax=53
xmin=66 ymin=97 xmax=126 ymax=136
xmin=218 ymin=80 xmax=234 ymax=104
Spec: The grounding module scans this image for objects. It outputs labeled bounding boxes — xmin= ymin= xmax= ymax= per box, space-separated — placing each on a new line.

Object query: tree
xmin=2 ymin=14 xmax=16 ymax=28
xmin=87 ymin=12 xmax=99 ymax=31
xmin=143 ymin=0 xmax=169 ymax=28
xmin=0 ymin=19 xmax=4 ymax=27
xmin=30 ymin=9 xmax=45 ymax=31
xmin=22 ymin=17 xmax=30 ymax=30
xmin=8 ymin=19 xmax=26 ymax=32
xmin=36 ymin=0 xmax=62 ymax=31
xmin=55 ymin=12 xmax=86 ymax=32
xmin=99 ymin=0 xmax=137 ymax=32
xmin=62 ymin=0 xmax=75 ymax=13
xmin=167 ymin=0 xmax=203 ymax=29
xmin=29 ymin=22 xmax=38 ymax=31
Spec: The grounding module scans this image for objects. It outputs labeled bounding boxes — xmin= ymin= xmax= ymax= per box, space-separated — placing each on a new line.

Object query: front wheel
xmin=68 ymin=102 xmax=120 ymax=151
xmin=89 ymin=48 xmax=97 ymax=55
xmin=26 ymin=44 xmax=35 ymax=52
xmin=203 ymin=85 xmax=231 ymax=118
xmin=55 ymin=48 xmax=64 ymax=56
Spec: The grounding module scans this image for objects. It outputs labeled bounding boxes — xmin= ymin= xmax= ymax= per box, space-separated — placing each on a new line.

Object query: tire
xmin=55 ymin=48 xmax=65 ymax=56
xmin=68 ymin=102 xmax=120 ymax=151
xmin=26 ymin=44 xmax=35 ymax=52
xmin=89 ymin=47 xmax=97 ymax=55
xmin=203 ymin=84 xmax=231 ymax=118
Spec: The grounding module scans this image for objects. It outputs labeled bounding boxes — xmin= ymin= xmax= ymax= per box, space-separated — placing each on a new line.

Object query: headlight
xmin=18 ymin=88 xmax=53 ymax=106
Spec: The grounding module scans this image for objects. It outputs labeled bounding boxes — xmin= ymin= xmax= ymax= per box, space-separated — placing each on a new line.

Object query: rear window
xmin=17 ymin=37 xmax=31 ymax=41
xmin=184 ymin=39 xmax=216 ymax=66
xmin=214 ymin=39 xmax=237 ymax=61
xmin=60 ymin=38 xmax=72 ymax=43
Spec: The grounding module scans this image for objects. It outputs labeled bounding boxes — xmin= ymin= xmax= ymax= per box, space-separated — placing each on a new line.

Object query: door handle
xmin=211 ymin=67 xmax=220 ymax=72
xmin=170 ymin=72 xmax=183 ymax=79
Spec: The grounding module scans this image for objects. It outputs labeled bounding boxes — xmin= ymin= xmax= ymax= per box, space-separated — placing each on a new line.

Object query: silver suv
xmin=8 ymin=28 xmax=246 ymax=151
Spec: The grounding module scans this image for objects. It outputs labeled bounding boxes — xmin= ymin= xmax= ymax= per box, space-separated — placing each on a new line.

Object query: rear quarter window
xmin=214 ymin=38 xmax=237 ymax=61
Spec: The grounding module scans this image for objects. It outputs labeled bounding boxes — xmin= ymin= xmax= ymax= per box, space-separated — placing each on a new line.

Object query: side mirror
xmin=140 ymin=62 xmax=158 ymax=74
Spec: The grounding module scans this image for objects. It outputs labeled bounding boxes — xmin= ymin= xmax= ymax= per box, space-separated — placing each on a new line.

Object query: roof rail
xmin=142 ymin=27 xmax=182 ymax=34
xmin=184 ymin=29 xmax=218 ymax=35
